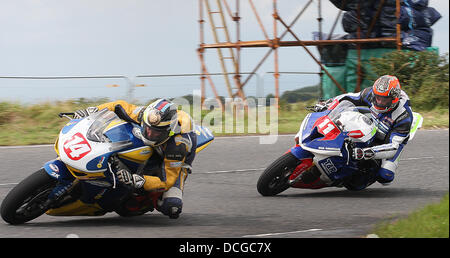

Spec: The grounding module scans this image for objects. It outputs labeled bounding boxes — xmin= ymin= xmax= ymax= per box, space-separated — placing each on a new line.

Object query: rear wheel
xmin=1 ymin=169 xmax=56 ymax=225
xmin=257 ymin=152 xmax=301 ymax=196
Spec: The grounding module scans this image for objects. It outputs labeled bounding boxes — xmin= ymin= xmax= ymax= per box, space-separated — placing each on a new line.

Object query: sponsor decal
xmin=170 ymin=161 xmax=182 ymax=167
xmin=97 ymin=156 xmax=105 ymax=168
xmin=320 ymin=158 xmax=338 ymax=177
xmin=49 ymin=163 xmax=59 ymax=173
xmin=140 ymin=149 xmax=152 ymax=155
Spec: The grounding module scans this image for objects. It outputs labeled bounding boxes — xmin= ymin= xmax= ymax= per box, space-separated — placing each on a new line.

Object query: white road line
xmin=195 ymin=155 xmax=448 ymax=174
xmin=0 ymin=183 xmax=19 ymax=186
xmin=195 ymin=168 xmax=266 ymax=174
xmin=242 ymin=228 xmax=322 ymax=237
xmin=402 ymin=156 xmax=448 ymax=160
xmin=0 ymin=144 xmax=53 ymax=149
xmin=0 ymin=155 xmax=447 ymax=187
xmin=214 ymin=134 xmax=295 ymax=139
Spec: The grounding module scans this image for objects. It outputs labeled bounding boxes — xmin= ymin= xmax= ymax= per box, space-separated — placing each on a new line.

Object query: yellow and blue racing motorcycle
xmin=1 ymin=108 xmax=214 ymax=224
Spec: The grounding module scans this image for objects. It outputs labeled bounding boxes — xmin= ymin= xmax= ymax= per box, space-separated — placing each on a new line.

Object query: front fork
xmin=42 ymin=159 xmax=80 ymax=209
xmin=39 ymin=179 xmax=80 ymax=211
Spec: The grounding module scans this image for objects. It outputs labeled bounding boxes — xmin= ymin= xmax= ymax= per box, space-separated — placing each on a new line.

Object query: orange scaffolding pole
xmin=198 ymin=0 xmax=403 ymax=103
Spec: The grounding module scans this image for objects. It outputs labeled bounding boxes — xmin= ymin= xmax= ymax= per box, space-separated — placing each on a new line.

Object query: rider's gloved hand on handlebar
xmin=313 ymin=102 xmax=328 ymax=112
xmin=312 ymin=98 xmax=335 ymax=112
xmin=352 ymin=147 xmax=375 ymax=160
xmin=74 ymin=107 xmax=99 ymax=119
xmin=116 ymin=169 xmax=146 ymax=189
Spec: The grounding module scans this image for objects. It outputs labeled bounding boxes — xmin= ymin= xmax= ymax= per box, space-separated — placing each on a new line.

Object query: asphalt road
xmin=0 ymin=129 xmax=448 ymax=238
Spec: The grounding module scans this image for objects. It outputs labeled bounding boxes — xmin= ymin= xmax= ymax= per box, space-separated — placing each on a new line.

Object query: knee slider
xmin=377 ymin=167 xmax=395 ymax=183
xmin=159 ymin=197 xmax=182 ymax=219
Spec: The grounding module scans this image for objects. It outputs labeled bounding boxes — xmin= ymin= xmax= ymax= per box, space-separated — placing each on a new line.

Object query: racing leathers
xmin=96 ymin=100 xmax=197 ymax=218
xmin=326 ymin=87 xmax=413 ymax=184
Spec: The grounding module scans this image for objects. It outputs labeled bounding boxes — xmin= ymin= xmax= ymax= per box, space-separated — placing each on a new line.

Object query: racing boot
xmin=157 ymin=187 xmax=183 ymax=219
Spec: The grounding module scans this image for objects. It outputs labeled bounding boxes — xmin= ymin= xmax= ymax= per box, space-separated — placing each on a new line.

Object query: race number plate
xmin=313 ymin=116 xmax=341 ymax=141
xmin=63 ymin=133 xmax=92 ymax=160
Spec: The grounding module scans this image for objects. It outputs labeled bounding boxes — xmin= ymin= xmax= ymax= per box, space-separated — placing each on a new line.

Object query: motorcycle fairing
xmin=103 ymin=121 xmax=135 ymax=143
xmin=43 ymin=159 xmax=73 ymax=181
xmin=409 ymin=112 xmax=423 ymax=140
xmin=43 ymin=158 xmax=115 ymax=215
xmin=297 ymin=111 xmax=328 ymax=143
xmin=296 ymin=111 xmax=347 ymax=157
xmin=46 ymin=177 xmax=131 ymax=216
xmin=292 ymin=103 xmax=376 ymax=188
xmin=61 ymin=119 xmax=82 ymax=134
xmin=46 ymin=199 xmax=106 ymax=216
xmin=44 ymin=158 xmax=116 ymax=188
xmin=57 ymin=110 xmax=147 ymax=175
xmin=316 ymin=156 xmax=358 ymax=183
xmin=194 ymin=125 xmax=214 ymax=153
xmin=290 ymin=144 xmax=314 ymax=160
xmin=118 ymin=146 xmax=153 ymax=164
xmin=55 ymin=110 xmax=215 ymax=179
xmin=302 ymin=129 xmax=347 ymax=156
xmin=296 ymin=104 xmax=375 ymax=157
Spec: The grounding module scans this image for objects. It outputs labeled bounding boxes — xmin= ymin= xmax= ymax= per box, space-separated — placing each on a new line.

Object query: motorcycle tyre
xmin=1 ymin=169 xmax=56 ymax=225
xmin=257 ymin=152 xmax=301 ymax=196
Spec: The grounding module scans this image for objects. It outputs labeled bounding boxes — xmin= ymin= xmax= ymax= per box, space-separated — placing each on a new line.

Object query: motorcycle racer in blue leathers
xmin=315 ymin=75 xmax=413 ymax=185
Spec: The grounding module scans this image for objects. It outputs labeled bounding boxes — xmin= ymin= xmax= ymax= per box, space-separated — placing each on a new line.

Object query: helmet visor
xmin=373 ymin=95 xmax=394 ymax=110
xmin=142 ymin=123 xmax=169 ymax=145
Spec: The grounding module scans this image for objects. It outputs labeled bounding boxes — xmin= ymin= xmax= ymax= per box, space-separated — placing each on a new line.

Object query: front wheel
xmin=1 ymin=169 xmax=56 ymax=225
xmin=257 ymin=152 xmax=301 ymax=196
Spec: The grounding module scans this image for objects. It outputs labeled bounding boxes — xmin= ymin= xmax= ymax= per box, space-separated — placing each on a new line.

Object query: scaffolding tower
xmin=197 ymin=0 xmax=402 ymax=107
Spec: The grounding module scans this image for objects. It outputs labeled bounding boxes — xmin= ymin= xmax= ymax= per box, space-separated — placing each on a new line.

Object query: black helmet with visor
xmin=140 ymin=99 xmax=179 ymax=146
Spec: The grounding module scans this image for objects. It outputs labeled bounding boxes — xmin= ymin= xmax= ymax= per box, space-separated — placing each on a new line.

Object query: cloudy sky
xmin=0 ymin=0 xmax=448 ymax=103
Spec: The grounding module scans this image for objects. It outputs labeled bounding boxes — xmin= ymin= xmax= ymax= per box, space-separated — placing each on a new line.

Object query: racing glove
xmin=352 ymin=147 xmax=375 ymax=160
xmin=116 ymin=169 xmax=146 ymax=189
xmin=74 ymin=107 xmax=99 ymax=119
xmin=311 ymin=101 xmax=329 ymax=112
xmin=310 ymin=98 xmax=338 ymax=112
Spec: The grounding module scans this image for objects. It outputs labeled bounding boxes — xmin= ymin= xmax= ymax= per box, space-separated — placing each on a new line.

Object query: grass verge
xmin=372 ymin=193 xmax=449 ymax=238
xmin=0 ymin=100 xmax=448 ymax=145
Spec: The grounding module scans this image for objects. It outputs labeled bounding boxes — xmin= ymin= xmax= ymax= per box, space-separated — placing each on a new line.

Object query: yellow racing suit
xmin=97 ymin=100 xmax=197 ymax=217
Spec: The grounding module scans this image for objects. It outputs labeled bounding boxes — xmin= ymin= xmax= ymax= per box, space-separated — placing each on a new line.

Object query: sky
xmin=0 ymin=0 xmax=448 ymax=104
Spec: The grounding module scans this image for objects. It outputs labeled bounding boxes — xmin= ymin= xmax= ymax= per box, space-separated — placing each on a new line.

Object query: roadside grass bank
xmin=0 ymin=100 xmax=448 ymax=145
xmin=371 ymin=193 xmax=449 ymax=238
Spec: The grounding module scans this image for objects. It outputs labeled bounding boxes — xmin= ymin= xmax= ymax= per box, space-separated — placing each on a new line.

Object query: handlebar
xmin=58 ymin=112 xmax=75 ymax=120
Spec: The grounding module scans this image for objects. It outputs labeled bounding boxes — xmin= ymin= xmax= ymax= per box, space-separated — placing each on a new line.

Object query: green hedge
xmin=369 ymin=50 xmax=449 ymax=110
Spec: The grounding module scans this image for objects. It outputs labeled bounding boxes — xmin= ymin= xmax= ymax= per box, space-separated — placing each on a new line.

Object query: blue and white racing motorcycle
xmin=1 ymin=108 xmax=214 ymax=224
xmin=257 ymin=100 xmax=423 ymax=196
